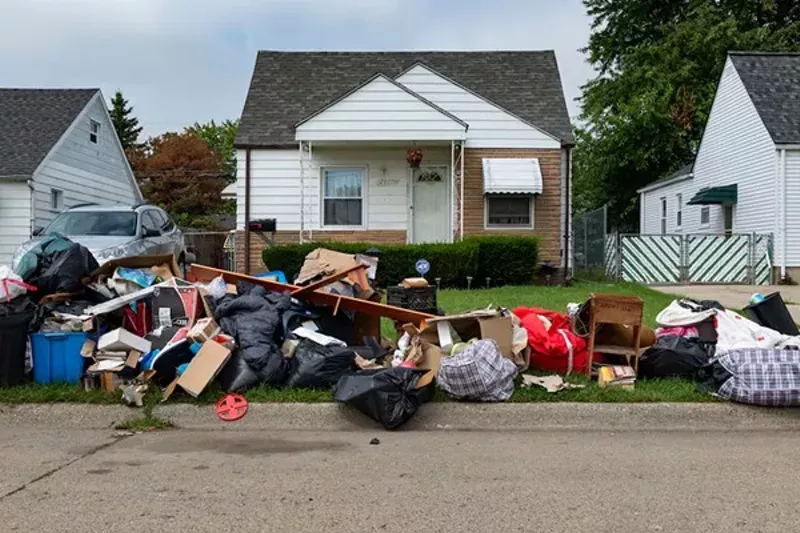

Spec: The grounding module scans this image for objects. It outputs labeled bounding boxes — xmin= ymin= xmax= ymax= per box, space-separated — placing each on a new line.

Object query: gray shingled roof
xmin=237 ymin=51 xmax=574 ymax=147
xmin=0 ymin=88 xmax=98 ymax=179
xmin=730 ymin=52 xmax=800 ymax=145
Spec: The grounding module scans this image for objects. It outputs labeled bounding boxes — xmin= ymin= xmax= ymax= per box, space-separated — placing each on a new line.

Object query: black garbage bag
xmin=27 ymin=241 xmax=98 ymax=297
xmin=217 ymin=349 xmax=268 ymax=392
xmin=214 ymin=284 xmax=292 ymax=385
xmin=285 ymin=339 xmax=356 ymax=389
xmin=638 ymin=335 xmax=713 ymax=380
xmin=333 ymin=367 xmax=429 ymax=429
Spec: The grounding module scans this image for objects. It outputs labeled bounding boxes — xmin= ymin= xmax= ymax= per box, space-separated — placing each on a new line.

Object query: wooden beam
xmin=191 ymin=264 xmax=434 ymax=325
xmin=289 ymin=264 xmax=366 ymax=297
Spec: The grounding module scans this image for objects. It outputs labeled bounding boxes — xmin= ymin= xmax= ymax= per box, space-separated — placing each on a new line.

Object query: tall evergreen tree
xmin=108 ymin=90 xmax=143 ymax=150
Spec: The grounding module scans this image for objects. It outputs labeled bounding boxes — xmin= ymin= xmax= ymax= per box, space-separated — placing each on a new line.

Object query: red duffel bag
xmin=513 ymin=307 xmax=587 ymax=375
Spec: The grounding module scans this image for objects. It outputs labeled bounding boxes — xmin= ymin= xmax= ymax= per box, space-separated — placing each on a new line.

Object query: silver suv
xmin=11 ymin=204 xmax=187 ymax=270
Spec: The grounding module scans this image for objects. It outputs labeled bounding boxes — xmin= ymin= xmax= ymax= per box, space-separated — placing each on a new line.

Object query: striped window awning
xmin=688 ymin=184 xmax=737 ymax=205
xmin=482 ymin=158 xmax=543 ymax=195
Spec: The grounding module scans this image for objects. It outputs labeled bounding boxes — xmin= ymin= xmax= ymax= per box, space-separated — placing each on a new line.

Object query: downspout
xmin=27 ymin=179 xmax=35 ymax=236
xmin=781 ymin=148 xmax=787 ymax=280
xmin=244 ymin=148 xmax=252 ymax=275
xmin=459 ymin=141 xmax=465 ymax=241
xmin=564 ymin=146 xmax=572 ymax=280
xmin=299 ymin=142 xmax=305 ymax=244
xmin=450 ymin=140 xmax=455 ymax=241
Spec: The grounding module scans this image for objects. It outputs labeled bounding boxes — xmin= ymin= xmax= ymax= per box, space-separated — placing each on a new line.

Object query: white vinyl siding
xmin=783 ymin=150 xmax=800 ymax=266
xmin=396 ymin=64 xmax=560 ymax=149
xmin=0 ymin=182 xmax=32 ymax=264
xmin=32 ymin=95 xmax=140 ymax=229
xmin=237 ymin=147 xmax=450 ymax=233
xmin=295 ymin=76 xmax=466 ymax=142
xmin=640 ymin=179 xmax=687 ymax=234
xmin=640 ymin=57 xmax=777 ymax=241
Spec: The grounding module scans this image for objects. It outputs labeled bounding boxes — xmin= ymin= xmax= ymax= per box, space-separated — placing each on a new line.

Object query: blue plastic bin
xmin=30 ymin=332 xmax=88 ymax=384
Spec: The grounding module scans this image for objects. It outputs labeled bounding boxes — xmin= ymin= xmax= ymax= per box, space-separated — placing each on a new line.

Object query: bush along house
xmin=233 ymin=51 xmax=575 ymax=277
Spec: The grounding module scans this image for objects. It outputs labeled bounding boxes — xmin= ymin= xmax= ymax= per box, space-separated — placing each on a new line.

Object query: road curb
xmin=2 ymin=402 xmax=800 ymax=431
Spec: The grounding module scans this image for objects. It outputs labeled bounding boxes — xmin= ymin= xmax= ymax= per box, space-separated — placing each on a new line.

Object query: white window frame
xmin=484 ymin=194 xmax=535 ymax=230
xmin=659 ymin=197 xmax=667 ymax=234
xmin=700 ymin=206 xmax=710 ymax=227
xmin=675 ymin=193 xmax=682 ymax=230
xmin=320 ymin=166 xmax=367 ymax=229
xmin=50 ymin=189 xmax=64 ymax=211
xmin=89 ymin=119 xmax=101 ymax=144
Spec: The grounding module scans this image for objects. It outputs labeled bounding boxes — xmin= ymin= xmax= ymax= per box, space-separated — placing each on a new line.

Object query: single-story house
xmin=0 ymin=88 xmax=142 ymax=264
xmin=638 ymin=52 xmax=800 ymax=280
xmin=234 ymin=51 xmax=575 ymax=274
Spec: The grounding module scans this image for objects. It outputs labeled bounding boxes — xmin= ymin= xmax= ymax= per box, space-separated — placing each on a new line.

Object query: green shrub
xmin=261 ymin=236 xmax=538 ymax=288
xmin=467 ymin=236 xmax=540 ymax=285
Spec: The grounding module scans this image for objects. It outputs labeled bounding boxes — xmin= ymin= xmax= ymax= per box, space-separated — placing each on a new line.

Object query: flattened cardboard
xmin=89 ymin=254 xmax=181 ymax=281
xmin=163 ymin=340 xmax=231 ymax=399
xmin=80 ymin=339 xmax=96 ymax=358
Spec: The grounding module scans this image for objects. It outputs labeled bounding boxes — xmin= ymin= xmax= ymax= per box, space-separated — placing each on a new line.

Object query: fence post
xmin=748 ymin=233 xmax=755 ymax=285
xmin=615 ymin=233 xmax=623 ymax=281
xmin=680 ymin=235 xmax=688 ymax=284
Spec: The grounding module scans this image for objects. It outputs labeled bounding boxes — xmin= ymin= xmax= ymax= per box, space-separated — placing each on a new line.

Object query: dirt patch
xmin=146 ymin=435 xmax=351 ymax=456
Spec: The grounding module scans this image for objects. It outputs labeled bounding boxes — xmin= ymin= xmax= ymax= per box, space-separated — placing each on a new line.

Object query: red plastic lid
xmin=215 ymin=393 xmax=248 ymax=422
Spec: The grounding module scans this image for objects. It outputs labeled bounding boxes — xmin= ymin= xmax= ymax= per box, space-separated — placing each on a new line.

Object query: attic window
xmin=89 ymin=119 xmax=100 ymax=144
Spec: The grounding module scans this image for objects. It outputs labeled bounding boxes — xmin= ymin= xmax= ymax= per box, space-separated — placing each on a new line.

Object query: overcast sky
xmin=0 ymin=0 xmax=596 ymax=137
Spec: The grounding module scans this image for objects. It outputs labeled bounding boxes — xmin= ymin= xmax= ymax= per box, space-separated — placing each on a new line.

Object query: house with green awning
xmin=637 ymin=51 xmax=800 ymax=281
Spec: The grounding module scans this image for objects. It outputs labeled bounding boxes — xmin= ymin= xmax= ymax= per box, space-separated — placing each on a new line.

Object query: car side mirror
xmin=142 ymin=226 xmax=160 ymax=238
xmin=32 ymin=226 xmax=44 ymax=236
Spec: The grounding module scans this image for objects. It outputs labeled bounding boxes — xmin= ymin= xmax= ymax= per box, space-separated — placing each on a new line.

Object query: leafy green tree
xmin=188 ymin=119 xmax=239 ymax=182
xmin=577 ymin=0 xmax=800 ymax=230
xmin=108 ymin=90 xmax=143 ymax=150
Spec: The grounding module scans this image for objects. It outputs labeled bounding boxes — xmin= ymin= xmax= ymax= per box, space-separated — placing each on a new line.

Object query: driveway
xmin=655 ymin=284 xmax=800 ymax=323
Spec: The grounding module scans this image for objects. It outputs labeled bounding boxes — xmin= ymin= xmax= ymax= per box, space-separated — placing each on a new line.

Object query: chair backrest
xmin=590 ymin=293 xmax=643 ymax=326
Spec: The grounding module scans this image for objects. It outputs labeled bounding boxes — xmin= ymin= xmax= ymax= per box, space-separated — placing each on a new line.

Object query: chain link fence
xmin=572 ymin=205 xmax=609 ymax=278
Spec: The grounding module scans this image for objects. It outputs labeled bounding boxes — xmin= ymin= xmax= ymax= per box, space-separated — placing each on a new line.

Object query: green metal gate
xmin=607 ymin=233 xmax=773 ymax=285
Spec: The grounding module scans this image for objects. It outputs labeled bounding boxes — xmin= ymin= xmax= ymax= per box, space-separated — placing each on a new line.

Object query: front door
xmin=412 ymin=166 xmax=450 ymax=243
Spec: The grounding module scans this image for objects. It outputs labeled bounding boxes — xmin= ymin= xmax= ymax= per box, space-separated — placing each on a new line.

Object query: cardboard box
xmin=98 ymin=328 xmax=152 ymax=354
xmin=424 ymin=311 xmax=514 ymax=359
xmin=163 ymin=340 xmax=231 ymax=400
xmin=188 ymin=317 xmax=221 ymax=343
xmin=151 ymin=279 xmax=201 ymax=328
xmin=89 ymin=254 xmax=182 ymax=281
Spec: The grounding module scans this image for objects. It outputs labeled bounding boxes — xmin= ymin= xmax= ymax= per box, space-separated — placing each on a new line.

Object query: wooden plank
xmin=290 ymin=264 xmax=366 ymax=297
xmin=191 ymin=264 xmax=434 ymax=325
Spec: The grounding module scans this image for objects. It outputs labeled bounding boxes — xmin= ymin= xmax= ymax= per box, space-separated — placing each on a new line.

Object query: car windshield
xmin=45 ymin=212 xmax=137 ymax=237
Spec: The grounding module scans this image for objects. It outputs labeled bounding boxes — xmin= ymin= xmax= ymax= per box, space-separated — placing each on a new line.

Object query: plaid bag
xmin=715 ymin=349 xmax=800 ymax=406
xmin=437 ymin=339 xmax=518 ymax=401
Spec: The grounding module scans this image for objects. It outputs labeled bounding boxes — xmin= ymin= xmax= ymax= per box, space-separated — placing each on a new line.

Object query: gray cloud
xmin=0 ymin=0 xmax=594 ymax=136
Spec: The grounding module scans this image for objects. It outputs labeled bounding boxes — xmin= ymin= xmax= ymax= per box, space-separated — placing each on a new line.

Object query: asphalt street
xmin=0 ymin=427 xmax=796 ymax=533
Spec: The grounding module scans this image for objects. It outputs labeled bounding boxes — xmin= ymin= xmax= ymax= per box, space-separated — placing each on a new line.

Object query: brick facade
xmin=462 ymin=148 xmax=563 ymax=264
xmin=236 ymin=230 xmax=407 ymax=273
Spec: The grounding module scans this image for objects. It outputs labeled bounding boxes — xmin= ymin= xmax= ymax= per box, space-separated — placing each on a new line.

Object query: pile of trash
xmin=3 ymin=236 xmax=800 ymax=427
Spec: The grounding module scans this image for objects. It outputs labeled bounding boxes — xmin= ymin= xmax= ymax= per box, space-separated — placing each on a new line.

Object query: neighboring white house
xmin=0 ymin=88 xmax=142 ymax=264
xmin=638 ymin=52 xmax=800 ymax=280
xmin=234 ymin=51 xmax=575 ymax=274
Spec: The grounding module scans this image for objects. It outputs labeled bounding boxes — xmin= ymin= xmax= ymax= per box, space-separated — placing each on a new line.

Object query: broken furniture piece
xmin=585 ymin=293 xmax=644 ymax=376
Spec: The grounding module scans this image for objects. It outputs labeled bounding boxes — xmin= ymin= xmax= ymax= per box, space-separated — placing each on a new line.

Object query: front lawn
xmin=0 ymin=282 xmax=709 ymax=404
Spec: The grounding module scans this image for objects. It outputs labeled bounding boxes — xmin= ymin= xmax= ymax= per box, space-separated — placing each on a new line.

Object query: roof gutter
xmin=564 ymin=145 xmax=572 ymax=280
xmin=636 ymin=173 xmax=693 ymax=194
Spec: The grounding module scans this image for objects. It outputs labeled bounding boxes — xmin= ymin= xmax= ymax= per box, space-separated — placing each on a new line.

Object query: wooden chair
xmin=585 ymin=293 xmax=645 ymax=376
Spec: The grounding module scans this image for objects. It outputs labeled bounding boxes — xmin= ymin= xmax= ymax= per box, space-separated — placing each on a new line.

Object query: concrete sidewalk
xmin=2 ymin=402 xmax=800 ymax=432
xmin=656 ymin=284 xmax=800 ymax=322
